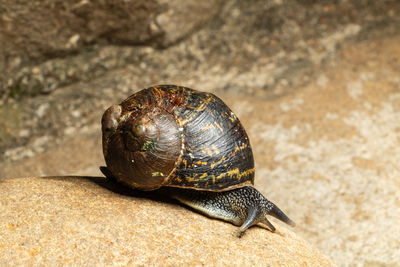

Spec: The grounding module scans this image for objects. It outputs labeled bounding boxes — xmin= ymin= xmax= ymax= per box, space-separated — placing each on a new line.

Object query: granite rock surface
xmin=2 ymin=34 xmax=400 ymax=265
xmin=1 ymin=1 xmax=400 ymax=266
xmin=0 ymin=177 xmax=334 ymax=266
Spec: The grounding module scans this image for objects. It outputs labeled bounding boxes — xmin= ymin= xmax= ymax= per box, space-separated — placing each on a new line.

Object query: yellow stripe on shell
xmin=201 ymin=123 xmax=216 ymax=132
xmin=215 ymin=167 xmax=255 ymax=181
xmin=178 ymin=95 xmax=214 ymax=126
xmin=198 ymin=173 xmax=208 ymax=179
xmin=211 ymin=145 xmax=220 ymax=155
xmin=210 ymin=156 xmax=226 ymax=169
xmin=214 ymin=121 xmax=224 ymax=132
xmin=201 ymin=148 xmax=213 ymax=157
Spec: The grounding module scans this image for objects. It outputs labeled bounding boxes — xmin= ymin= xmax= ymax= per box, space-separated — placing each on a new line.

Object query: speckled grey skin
xmin=166 ymin=186 xmax=295 ymax=237
xmin=101 ymin=166 xmax=295 ymax=237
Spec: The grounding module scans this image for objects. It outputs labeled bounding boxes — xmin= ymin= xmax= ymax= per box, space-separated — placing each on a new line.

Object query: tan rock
xmin=227 ymin=36 xmax=400 ymax=266
xmin=2 ymin=28 xmax=400 ymax=267
xmin=0 ymin=177 xmax=334 ymax=266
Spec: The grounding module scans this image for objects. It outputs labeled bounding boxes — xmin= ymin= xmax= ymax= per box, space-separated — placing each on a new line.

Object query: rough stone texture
xmin=0 ymin=0 xmax=159 ymax=93
xmin=233 ymin=37 xmax=400 ymax=265
xmin=2 ymin=0 xmax=399 ymax=99
xmin=2 ymin=34 xmax=400 ymax=266
xmin=0 ymin=177 xmax=334 ymax=266
xmin=0 ymin=0 xmax=224 ymax=95
xmin=2 ymin=0 xmax=399 ymax=162
xmin=155 ymin=0 xmax=224 ymax=47
xmin=1 ymin=1 xmax=400 ymax=266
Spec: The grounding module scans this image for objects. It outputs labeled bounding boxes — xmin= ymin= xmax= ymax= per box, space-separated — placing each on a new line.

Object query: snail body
xmin=101 ymin=85 xmax=294 ymax=236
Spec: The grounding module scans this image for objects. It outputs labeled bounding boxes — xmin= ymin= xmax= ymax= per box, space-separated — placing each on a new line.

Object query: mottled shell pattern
xmin=102 ymin=85 xmax=255 ymax=191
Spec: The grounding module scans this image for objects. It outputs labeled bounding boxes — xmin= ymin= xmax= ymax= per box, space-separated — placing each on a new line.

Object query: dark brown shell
xmin=102 ymin=85 xmax=255 ymax=191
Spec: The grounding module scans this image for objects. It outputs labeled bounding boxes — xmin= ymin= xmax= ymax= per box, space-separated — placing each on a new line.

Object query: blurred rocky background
xmin=1 ymin=0 xmax=400 ymax=265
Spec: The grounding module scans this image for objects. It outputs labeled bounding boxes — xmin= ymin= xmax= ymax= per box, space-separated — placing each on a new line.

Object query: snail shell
xmin=101 ymin=85 xmax=294 ymax=236
xmin=102 ymin=85 xmax=254 ymax=191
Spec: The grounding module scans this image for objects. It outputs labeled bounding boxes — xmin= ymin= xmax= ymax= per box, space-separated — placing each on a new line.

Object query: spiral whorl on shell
xmin=101 ymin=85 xmax=255 ymax=191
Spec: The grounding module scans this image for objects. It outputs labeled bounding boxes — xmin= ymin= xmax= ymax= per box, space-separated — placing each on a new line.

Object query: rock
xmin=2 ymin=1 xmax=400 ymax=98
xmin=0 ymin=0 xmax=159 ymax=93
xmin=225 ymin=36 xmax=400 ymax=266
xmin=0 ymin=0 xmax=224 ymax=96
xmin=2 ymin=34 xmax=400 ymax=266
xmin=0 ymin=177 xmax=334 ymax=266
xmin=155 ymin=0 xmax=224 ymax=47
xmin=2 ymin=1 xmax=400 ymax=163
xmin=1 ymin=1 xmax=400 ymax=265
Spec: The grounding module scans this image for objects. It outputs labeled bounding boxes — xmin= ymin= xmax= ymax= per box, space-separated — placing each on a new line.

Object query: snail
xmin=101 ymin=85 xmax=295 ymax=237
